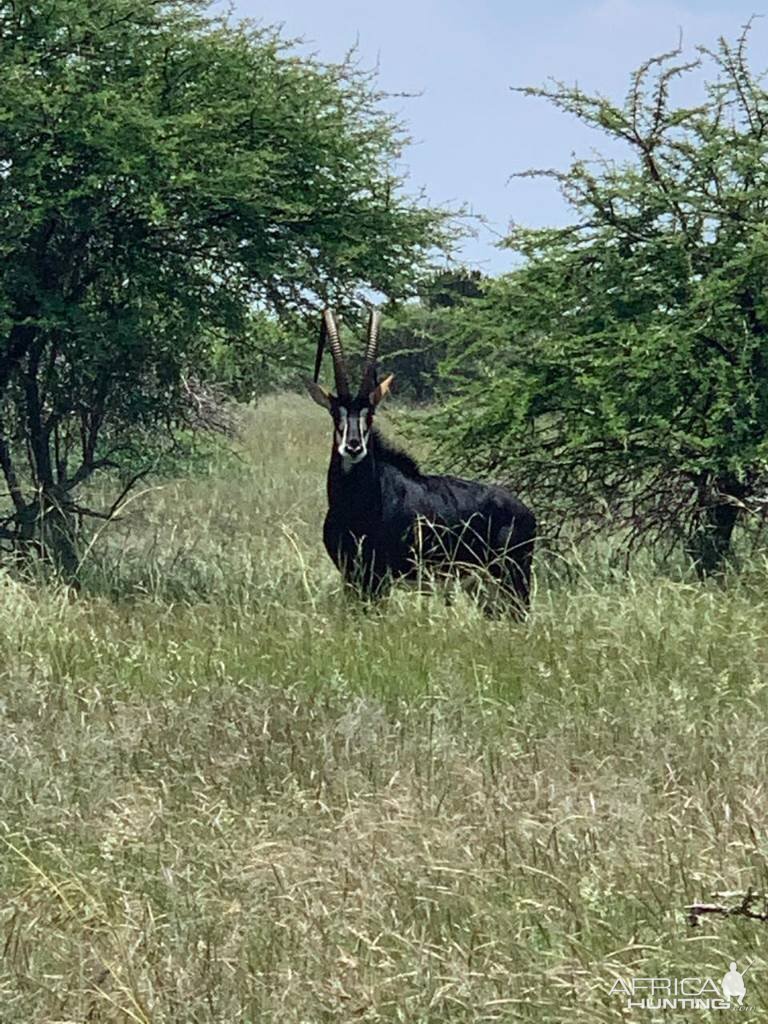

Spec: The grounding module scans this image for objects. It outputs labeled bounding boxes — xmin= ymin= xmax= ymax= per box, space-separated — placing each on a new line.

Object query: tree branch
xmin=687 ymin=889 xmax=768 ymax=927
xmin=0 ymin=433 xmax=25 ymax=512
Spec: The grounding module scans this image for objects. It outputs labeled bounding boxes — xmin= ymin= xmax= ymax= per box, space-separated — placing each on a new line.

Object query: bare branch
xmin=70 ymin=467 xmax=151 ymax=522
xmin=687 ymin=889 xmax=768 ymax=927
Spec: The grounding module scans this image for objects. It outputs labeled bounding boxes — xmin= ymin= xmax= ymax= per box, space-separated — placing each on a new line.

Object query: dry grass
xmin=1 ymin=395 xmax=768 ymax=1021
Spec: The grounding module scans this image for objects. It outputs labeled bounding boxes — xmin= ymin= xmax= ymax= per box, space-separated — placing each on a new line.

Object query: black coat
xmin=322 ymin=429 xmax=535 ymax=612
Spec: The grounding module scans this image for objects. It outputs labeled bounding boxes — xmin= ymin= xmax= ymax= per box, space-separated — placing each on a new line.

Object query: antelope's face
xmin=307 ymin=380 xmax=394 ymax=468
xmin=331 ymin=398 xmax=373 ymax=464
xmin=307 ymin=308 xmax=394 ymax=470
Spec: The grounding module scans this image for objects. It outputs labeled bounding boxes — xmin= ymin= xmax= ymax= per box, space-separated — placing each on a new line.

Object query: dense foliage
xmin=0 ymin=0 xmax=449 ymax=574
xmin=430 ymin=27 xmax=768 ymax=572
xmin=379 ymin=270 xmax=484 ymax=401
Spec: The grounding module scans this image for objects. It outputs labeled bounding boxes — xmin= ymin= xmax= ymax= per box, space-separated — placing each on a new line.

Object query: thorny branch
xmin=687 ymin=890 xmax=768 ymax=927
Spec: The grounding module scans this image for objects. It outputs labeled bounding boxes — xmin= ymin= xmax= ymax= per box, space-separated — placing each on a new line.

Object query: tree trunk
xmin=14 ymin=494 xmax=81 ymax=585
xmin=687 ymin=476 xmax=744 ymax=577
xmin=42 ymin=505 xmax=81 ymax=582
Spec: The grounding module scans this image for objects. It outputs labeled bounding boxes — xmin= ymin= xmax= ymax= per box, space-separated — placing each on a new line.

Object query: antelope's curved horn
xmin=315 ymin=308 xmax=351 ymax=397
xmin=359 ymin=309 xmax=381 ymax=398
xmin=313 ymin=315 xmax=326 ymax=385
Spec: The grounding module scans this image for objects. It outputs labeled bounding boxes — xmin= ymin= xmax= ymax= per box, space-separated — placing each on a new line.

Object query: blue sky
xmin=233 ymin=1 xmax=767 ymax=273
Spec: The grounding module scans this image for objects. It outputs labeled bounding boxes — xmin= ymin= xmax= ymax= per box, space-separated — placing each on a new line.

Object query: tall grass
xmin=1 ymin=395 xmax=767 ymax=1022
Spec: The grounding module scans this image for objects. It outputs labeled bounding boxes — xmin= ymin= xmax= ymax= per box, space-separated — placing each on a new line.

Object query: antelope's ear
xmin=306 ymin=379 xmax=332 ymax=409
xmin=369 ymin=373 xmax=395 ymax=407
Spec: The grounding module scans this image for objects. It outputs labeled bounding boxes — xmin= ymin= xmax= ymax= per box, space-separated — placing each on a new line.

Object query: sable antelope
xmin=307 ymin=309 xmax=535 ymax=616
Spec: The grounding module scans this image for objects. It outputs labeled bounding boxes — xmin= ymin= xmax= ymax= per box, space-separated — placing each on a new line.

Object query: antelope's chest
xmin=323 ymin=512 xmax=372 ymax=560
xmin=322 ymin=509 xmax=415 ymax=569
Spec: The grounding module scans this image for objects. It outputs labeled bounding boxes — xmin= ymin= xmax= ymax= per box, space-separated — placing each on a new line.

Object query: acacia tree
xmin=379 ymin=270 xmax=485 ymax=401
xmin=431 ymin=25 xmax=768 ymax=573
xmin=0 ymin=0 xmax=449 ymax=575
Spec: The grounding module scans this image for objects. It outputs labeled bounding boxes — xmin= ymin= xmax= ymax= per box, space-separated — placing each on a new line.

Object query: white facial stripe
xmin=336 ymin=407 xmax=371 ymax=467
xmin=357 ymin=412 xmax=369 ymax=443
xmin=336 ymin=407 xmax=348 ymax=451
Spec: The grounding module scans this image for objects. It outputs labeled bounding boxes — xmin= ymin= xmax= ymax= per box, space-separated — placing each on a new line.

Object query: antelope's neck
xmin=327 ymin=447 xmax=381 ymax=521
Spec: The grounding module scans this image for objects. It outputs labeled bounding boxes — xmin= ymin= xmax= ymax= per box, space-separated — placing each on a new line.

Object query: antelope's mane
xmin=370 ymin=428 xmax=422 ymax=479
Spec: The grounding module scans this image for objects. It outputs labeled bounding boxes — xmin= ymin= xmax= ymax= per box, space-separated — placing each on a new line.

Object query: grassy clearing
xmin=2 ymin=395 xmax=768 ymax=1022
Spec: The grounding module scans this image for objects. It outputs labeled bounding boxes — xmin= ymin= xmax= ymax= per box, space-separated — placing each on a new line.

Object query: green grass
xmin=2 ymin=394 xmax=768 ymax=1022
